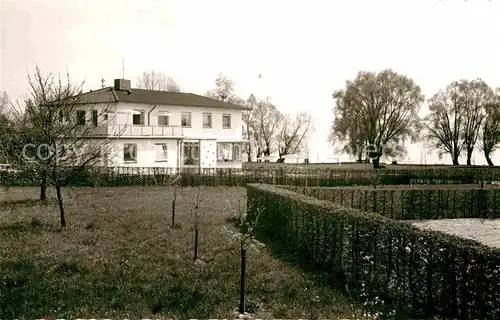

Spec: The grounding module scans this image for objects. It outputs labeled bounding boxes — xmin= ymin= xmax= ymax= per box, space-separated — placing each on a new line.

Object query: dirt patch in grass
xmin=0 ymin=186 xmax=363 ymax=319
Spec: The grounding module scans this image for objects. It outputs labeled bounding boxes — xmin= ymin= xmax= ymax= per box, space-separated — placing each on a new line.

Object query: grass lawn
xmin=0 ymin=186 xmax=364 ymax=319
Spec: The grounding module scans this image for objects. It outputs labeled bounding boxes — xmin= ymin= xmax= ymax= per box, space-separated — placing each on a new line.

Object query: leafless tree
xmin=480 ymin=98 xmax=500 ymax=166
xmin=458 ymin=79 xmax=494 ymax=165
xmin=425 ymin=84 xmax=465 ymax=165
xmin=223 ymin=195 xmax=264 ymax=315
xmin=137 ymin=70 xmax=181 ymax=92
xmin=276 ymin=111 xmax=313 ymax=162
xmin=242 ymin=94 xmax=258 ymax=162
xmin=0 ymin=66 xmax=122 ymax=227
xmin=249 ymin=98 xmax=281 ymax=160
xmin=205 ymin=73 xmax=236 ymax=102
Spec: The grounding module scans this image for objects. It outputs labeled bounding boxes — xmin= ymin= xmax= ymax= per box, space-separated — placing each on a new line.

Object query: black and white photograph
xmin=1 ymin=0 xmax=499 ymax=319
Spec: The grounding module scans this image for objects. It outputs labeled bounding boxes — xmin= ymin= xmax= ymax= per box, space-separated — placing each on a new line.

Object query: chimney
xmin=114 ymin=79 xmax=131 ymax=91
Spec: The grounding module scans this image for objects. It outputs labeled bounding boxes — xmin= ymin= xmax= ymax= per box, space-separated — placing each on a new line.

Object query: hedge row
xmin=247 ymin=184 xmax=500 ymax=319
xmin=284 ymin=185 xmax=500 ymax=220
xmin=2 ymin=166 xmax=500 ymax=188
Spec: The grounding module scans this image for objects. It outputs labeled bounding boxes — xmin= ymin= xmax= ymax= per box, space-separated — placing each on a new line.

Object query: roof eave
xmin=116 ymin=101 xmax=251 ymax=110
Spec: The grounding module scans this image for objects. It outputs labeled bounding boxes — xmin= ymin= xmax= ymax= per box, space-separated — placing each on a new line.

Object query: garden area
xmin=248 ymin=181 xmax=500 ymax=319
xmin=1 ymin=166 xmax=500 ymax=319
xmin=0 ymin=186 xmax=368 ymax=319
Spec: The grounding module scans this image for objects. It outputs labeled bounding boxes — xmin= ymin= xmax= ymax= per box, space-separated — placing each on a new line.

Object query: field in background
xmin=0 ymin=187 xmax=361 ymax=319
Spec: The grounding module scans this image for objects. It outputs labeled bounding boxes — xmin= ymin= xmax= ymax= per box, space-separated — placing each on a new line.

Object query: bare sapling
xmin=189 ymin=184 xmax=204 ymax=260
xmin=170 ymin=173 xmax=182 ymax=228
xmin=225 ymin=196 xmax=264 ymax=315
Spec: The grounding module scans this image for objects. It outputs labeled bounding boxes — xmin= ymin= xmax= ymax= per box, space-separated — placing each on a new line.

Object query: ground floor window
xmin=124 ymin=144 xmax=137 ymax=163
xmin=183 ymin=141 xmax=199 ymax=165
xmin=217 ymin=142 xmax=245 ymax=163
xmin=155 ymin=143 xmax=168 ymax=162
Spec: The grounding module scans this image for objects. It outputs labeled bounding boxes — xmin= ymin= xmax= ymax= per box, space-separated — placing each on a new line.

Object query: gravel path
xmin=410 ymin=218 xmax=500 ymax=249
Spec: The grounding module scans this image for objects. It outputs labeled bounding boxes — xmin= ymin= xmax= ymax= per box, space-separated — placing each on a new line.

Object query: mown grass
xmin=0 ymin=186 xmax=364 ymax=319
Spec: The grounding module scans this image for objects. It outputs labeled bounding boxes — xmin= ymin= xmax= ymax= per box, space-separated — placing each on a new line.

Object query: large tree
xmin=1 ymin=67 xmax=120 ymax=226
xmin=332 ymin=69 xmax=424 ymax=168
xmin=276 ymin=111 xmax=313 ymax=162
xmin=249 ymin=99 xmax=281 ymax=160
xmin=458 ymin=79 xmax=494 ymax=165
xmin=480 ymin=99 xmax=500 ymax=166
xmin=137 ymin=70 xmax=181 ymax=92
xmin=425 ymin=83 xmax=465 ymax=165
xmin=205 ymin=73 xmax=237 ymax=102
xmin=426 ymin=80 xmax=494 ymax=165
xmin=242 ymin=94 xmax=257 ymax=162
xmin=330 ymin=90 xmax=368 ymax=162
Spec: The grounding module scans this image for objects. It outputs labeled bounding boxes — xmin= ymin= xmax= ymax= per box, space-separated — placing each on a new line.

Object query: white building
xmin=77 ymin=79 xmax=250 ymax=169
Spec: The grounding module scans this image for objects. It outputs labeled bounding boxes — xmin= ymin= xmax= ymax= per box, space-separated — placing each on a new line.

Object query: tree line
xmin=330 ymin=69 xmax=500 ymax=168
xmin=1 ymin=67 xmax=499 ymax=227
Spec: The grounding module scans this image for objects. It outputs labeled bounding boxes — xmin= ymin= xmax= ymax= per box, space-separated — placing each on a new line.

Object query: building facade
xmin=77 ymin=79 xmax=250 ymax=169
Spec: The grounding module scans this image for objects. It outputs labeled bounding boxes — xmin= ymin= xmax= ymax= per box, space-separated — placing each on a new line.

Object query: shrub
xmin=247 ymin=183 xmax=500 ymax=319
xmin=284 ymin=185 xmax=500 ymax=220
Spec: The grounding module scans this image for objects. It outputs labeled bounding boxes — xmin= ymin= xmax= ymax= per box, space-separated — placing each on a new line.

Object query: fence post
xmin=494 ymin=189 xmax=497 ymax=219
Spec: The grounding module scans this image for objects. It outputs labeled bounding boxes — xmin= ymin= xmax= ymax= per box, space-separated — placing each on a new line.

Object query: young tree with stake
xmin=184 ymin=183 xmax=204 ymax=260
xmin=224 ymin=196 xmax=264 ymax=316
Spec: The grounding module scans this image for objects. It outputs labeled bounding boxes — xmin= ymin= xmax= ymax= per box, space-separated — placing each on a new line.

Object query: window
xmin=232 ymin=143 xmax=241 ymax=161
xmin=132 ymin=110 xmax=144 ymax=125
xmin=203 ymin=113 xmax=212 ymax=128
xmin=181 ymin=112 xmax=191 ymax=127
xmin=158 ymin=115 xmax=169 ymax=126
xmin=155 ymin=143 xmax=168 ymax=162
xmin=76 ymin=110 xmax=86 ymax=125
xmin=222 ymin=114 xmax=231 ymax=129
xmin=183 ymin=141 xmax=199 ymax=165
xmin=92 ymin=110 xmax=98 ymax=126
xmin=217 ymin=142 xmax=243 ymax=162
xmin=123 ymin=144 xmax=137 ymax=162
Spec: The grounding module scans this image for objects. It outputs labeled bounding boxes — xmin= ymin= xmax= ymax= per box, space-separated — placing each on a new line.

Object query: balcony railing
xmin=88 ymin=125 xmax=184 ymax=137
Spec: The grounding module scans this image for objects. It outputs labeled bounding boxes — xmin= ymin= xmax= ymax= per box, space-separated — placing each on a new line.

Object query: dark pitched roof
xmin=76 ymin=87 xmax=251 ymax=110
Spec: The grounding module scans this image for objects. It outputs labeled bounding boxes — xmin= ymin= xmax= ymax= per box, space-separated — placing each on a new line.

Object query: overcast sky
xmin=2 ymin=0 xmax=500 ymax=164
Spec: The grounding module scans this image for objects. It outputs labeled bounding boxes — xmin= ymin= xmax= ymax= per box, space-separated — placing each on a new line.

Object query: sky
xmin=2 ymin=0 xmax=500 ymax=165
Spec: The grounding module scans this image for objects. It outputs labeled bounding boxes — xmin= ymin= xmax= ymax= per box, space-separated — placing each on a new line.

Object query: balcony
xmin=88 ymin=125 xmax=184 ymax=137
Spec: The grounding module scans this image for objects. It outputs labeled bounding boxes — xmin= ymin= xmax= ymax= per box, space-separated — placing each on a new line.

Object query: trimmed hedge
xmin=284 ymin=185 xmax=500 ymax=220
xmin=247 ymin=183 xmax=500 ymax=319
